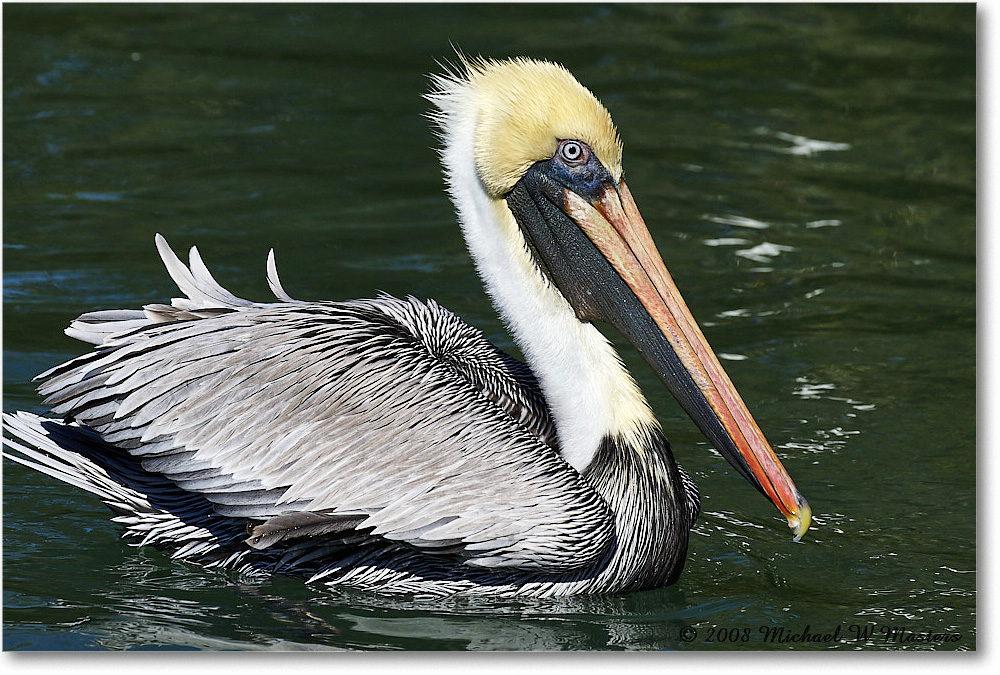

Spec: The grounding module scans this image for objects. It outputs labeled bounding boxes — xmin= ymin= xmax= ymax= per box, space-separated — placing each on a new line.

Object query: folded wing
xmin=34 ymin=237 xmax=614 ymax=573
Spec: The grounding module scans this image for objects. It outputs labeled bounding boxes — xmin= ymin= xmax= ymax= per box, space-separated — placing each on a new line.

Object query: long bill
xmin=563 ymin=182 xmax=811 ymax=540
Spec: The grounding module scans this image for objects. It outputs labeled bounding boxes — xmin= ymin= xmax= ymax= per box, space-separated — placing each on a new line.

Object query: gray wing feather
xmin=34 ymin=236 xmax=613 ymax=573
xmin=266 ymin=248 xmax=298 ymax=302
xmin=155 ymin=234 xmax=254 ymax=309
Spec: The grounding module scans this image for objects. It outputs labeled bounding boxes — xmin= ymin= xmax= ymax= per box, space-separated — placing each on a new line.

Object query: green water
xmin=3 ymin=3 xmax=975 ymax=650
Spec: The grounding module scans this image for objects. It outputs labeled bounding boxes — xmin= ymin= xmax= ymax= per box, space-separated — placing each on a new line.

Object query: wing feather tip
xmin=266 ymin=248 xmax=297 ymax=302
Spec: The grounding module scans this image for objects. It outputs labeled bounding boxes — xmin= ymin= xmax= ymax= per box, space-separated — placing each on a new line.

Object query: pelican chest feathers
xmin=3 ymin=56 xmax=810 ymax=598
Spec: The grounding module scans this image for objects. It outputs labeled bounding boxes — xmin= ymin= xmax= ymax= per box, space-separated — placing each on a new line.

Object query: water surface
xmin=3 ymin=3 xmax=975 ymax=650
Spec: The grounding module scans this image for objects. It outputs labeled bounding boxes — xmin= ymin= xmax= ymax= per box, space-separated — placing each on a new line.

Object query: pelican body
xmin=3 ymin=57 xmax=810 ymax=598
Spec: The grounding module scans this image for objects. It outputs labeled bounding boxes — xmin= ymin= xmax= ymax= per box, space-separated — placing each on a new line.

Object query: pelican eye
xmin=558 ymin=140 xmax=588 ymax=166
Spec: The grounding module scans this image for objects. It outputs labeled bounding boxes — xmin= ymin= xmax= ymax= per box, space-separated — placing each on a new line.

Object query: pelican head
xmin=430 ymin=57 xmax=810 ymax=540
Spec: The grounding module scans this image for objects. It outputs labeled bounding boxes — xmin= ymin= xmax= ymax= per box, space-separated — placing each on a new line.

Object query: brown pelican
xmin=3 ymin=57 xmax=810 ymax=598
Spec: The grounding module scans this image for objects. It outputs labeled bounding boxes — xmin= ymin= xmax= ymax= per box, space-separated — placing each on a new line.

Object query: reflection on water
xmin=734 ymin=241 xmax=796 ymax=265
xmin=755 ymin=128 xmax=852 ymax=157
xmin=702 ymin=214 xmax=772 ymax=230
xmin=3 ymin=2 xmax=975 ymax=651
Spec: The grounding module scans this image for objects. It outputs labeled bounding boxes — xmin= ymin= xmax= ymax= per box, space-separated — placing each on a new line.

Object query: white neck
xmin=434 ymin=94 xmax=657 ymax=473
